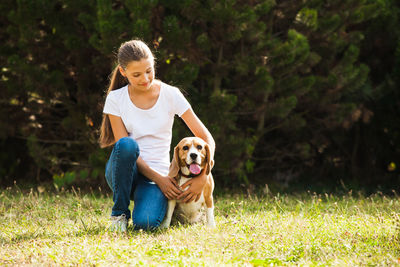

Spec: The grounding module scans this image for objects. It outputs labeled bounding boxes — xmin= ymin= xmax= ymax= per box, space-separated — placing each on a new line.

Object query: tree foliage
xmin=0 ymin=0 xmax=398 ymax=189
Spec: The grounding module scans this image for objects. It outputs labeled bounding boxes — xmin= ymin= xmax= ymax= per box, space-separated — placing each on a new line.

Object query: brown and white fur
xmin=160 ymin=137 xmax=215 ymax=228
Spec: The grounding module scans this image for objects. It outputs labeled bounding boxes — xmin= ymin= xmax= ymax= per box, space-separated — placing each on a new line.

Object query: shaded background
xmin=1 ymin=0 xmax=399 ymax=192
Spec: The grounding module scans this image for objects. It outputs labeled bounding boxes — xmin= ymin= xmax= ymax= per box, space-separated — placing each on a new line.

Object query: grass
xmin=0 ymin=186 xmax=399 ymax=266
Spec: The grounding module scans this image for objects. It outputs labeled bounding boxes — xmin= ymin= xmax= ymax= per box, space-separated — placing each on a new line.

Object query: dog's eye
xmin=183 ymin=146 xmax=189 ymax=151
xmin=197 ymin=145 xmax=203 ymax=150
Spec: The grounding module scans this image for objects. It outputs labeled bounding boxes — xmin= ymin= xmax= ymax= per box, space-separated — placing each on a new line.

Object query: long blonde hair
xmin=99 ymin=40 xmax=155 ymax=148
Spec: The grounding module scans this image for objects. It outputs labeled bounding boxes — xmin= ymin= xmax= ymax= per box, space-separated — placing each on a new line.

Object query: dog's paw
xmin=159 ymin=221 xmax=170 ymax=229
xmin=206 ymin=221 xmax=216 ymax=228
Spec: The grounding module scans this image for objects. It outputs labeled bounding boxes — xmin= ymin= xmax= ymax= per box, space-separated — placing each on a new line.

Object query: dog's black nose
xmin=190 ymin=153 xmax=197 ymax=160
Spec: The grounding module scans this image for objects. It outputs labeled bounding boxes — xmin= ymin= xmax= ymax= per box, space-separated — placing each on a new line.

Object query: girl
xmin=99 ymin=40 xmax=215 ymax=231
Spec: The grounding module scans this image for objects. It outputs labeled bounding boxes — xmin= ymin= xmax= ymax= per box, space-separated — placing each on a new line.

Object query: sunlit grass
xmin=0 ymin=186 xmax=399 ymax=266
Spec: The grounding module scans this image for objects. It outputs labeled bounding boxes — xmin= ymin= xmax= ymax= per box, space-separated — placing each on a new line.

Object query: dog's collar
xmin=180 ymin=172 xmax=200 ymax=178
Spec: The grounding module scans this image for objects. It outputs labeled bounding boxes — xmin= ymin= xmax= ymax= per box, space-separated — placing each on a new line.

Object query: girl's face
xmin=119 ymin=58 xmax=155 ymax=91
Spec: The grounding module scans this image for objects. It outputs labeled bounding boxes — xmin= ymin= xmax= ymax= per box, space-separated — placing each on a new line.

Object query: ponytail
xmin=99 ymin=66 xmax=128 ymax=148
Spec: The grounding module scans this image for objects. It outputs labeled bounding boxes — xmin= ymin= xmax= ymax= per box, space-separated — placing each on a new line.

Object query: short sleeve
xmin=173 ymin=87 xmax=191 ymax=117
xmin=103 ymin=92 xmax=120 ymax=117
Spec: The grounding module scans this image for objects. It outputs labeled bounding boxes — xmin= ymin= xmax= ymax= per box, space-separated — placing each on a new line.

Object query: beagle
xmin=160 ymin=137 xmax=215 ymax=228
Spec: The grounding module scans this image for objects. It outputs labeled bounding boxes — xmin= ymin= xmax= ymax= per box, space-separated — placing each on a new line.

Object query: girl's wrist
xmin=149 ymin=173 xmax=164 ymax=184
xmin=196 ymin=171 xmax=207 ymax=184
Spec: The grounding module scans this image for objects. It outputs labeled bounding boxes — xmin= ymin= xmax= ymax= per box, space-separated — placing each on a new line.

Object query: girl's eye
xmin=183 ymin=146 xmax=189 ymax=150
xmin=197 ymin=145 xmax=202 ymax=150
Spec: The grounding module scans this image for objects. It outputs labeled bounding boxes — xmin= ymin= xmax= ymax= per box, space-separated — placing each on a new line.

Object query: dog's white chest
xmin=176 ymin=177 xmax=205 ymax=223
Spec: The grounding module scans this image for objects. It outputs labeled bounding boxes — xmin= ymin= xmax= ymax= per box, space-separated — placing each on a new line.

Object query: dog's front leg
xmin=160 ymin=199 xmax=176 ymax=229
xmin=205 ymin=196 xmax=216 ymax=228
xmin=206 ymin=207 xmax=216 ymax=228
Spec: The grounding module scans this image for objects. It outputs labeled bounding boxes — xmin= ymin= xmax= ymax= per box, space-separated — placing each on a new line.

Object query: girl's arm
xmin=179 ymin=108 xmax=216 ymax=203
xmin=108 ymin=114 xmax=181 ymax=199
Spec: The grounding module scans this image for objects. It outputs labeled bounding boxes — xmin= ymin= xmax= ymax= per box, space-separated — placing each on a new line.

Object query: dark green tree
xmin=0 ymin=0 xmax=395 ymax=189
xmin=343 ymin=0 xmax=400 ymax=187
xmin=154 ymin=0 xmax=382 ymax=186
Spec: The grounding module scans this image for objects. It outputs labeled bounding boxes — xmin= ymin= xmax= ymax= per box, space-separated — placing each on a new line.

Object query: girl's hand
xmin=157 ymin=176 xmax=181 ymax=200
xmin=178 ymin=172 xmax=207 ymax=203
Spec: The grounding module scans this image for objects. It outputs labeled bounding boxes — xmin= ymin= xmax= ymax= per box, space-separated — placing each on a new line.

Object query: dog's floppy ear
xmin=168 ymin=145 xmax=180 ymax=178
xmin=205 ymin=144 xmax=214 ymax=175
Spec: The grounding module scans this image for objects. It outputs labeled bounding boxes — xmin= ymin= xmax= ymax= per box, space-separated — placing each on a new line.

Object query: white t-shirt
xmin=103 ymin=81 xmax=191 ymax=176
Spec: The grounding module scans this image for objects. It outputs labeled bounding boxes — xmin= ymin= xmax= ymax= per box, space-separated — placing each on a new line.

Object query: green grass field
xmin=0 ymin=186 xmax=399 ymax=266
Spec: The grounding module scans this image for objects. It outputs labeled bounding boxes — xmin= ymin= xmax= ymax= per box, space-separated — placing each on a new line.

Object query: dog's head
xmin=169 ymin=137 xmax=214 ymax=178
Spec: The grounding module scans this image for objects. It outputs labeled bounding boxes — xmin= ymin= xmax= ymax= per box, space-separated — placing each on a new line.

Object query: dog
xmin=160 ymin=137 xmax=215 ymax=228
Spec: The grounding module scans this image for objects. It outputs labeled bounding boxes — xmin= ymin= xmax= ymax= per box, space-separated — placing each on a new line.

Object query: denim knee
xmin=133 ymin=215 xmax=162 ymax=230
xmin=115 ymin=137 xmax=140 ymax=161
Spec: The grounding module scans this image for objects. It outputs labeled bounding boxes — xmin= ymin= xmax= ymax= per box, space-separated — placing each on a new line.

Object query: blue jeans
xmin=105 ymin=137 xmax=167 ymax=230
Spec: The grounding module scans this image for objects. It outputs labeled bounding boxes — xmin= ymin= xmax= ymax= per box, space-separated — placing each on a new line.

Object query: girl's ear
xmin=205 ymin=144 xmax=214 ymax=175
xmin=168 ymin=145 xmax=180 ymax=178
xmin=118 ymin=65 xmax=127 ymax=77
